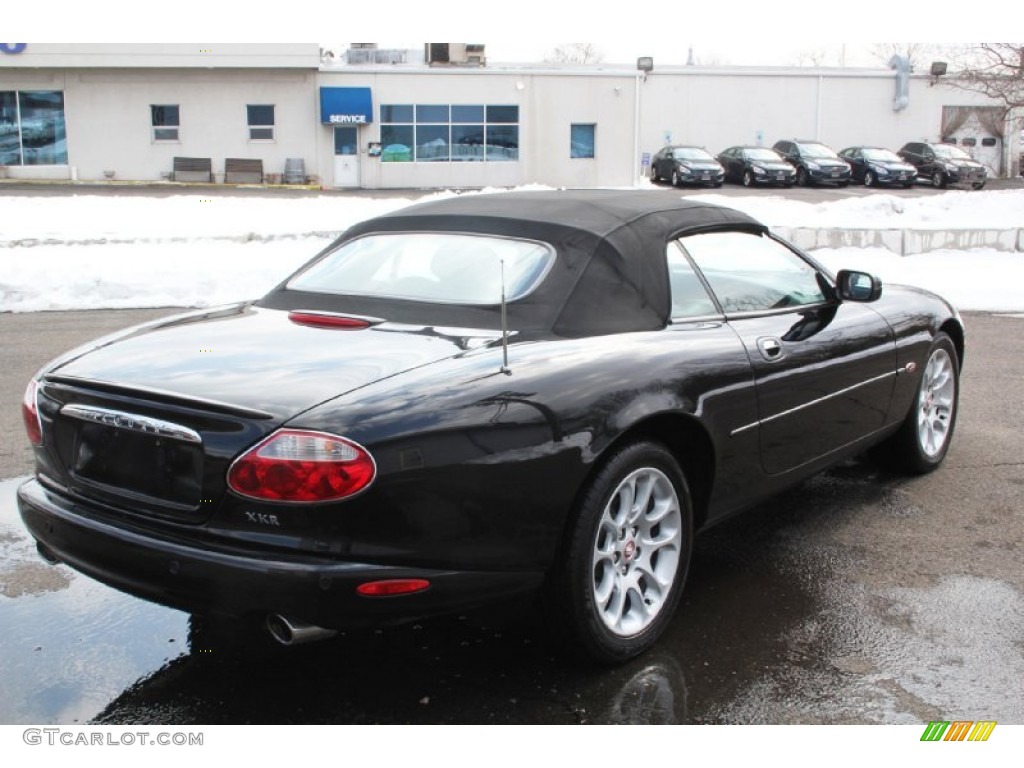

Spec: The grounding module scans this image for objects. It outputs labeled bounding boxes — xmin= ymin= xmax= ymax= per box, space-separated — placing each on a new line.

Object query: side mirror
xmin=836 ymin=270 xmax=882 ymax=302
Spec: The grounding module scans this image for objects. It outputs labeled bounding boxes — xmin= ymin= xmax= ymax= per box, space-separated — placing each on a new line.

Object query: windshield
xmin=798 ymin=143 xmax=839 ymax=159
xmin=746 ymin=148 xmax=783 ymax=162
xmin=934 ymin=144 xmax=973 ymax=160
xmin=863 ymin=148 xmax=902 ymax=162
xmin=287 ymin=233 xmax=555 ymax=305
xmin=672 ymin=147 xmax=713 ymax=161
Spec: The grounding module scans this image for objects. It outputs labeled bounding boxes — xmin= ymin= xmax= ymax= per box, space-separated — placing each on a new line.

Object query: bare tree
xmin=546 ymin=44 xmax=605 ymax=65
xmin=869 ymin=43 xmax=938 ymax=70
xmin=946 ymin=43 xmax=1024 ymax=110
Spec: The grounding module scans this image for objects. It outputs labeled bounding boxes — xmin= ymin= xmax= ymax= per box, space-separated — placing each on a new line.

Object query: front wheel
xmin=548 ymin=442 xmax=693 ymax=663
xmin=972 ymin=180 xmax=986 ymax=190
xmin=875 ymin=333 xmax=960 ymax=474
xmin=742 ymin=170 xmax=754 ymax=187
xmin=671 ymin=170 xmax=681 ymax=187
xmin=796 ymin=167 xmax=808 ymax=186
xmin=864 ymin=171 xmax=876 ymax=187
xmin=932 ymin=170 xmax=947 ymax=188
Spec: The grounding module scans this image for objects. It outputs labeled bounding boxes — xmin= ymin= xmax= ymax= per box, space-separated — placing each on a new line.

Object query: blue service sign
xmin=319 ymin=87 xmax=373 ymax=125
xmin=0 ymin=43 xmax=27 ymax=54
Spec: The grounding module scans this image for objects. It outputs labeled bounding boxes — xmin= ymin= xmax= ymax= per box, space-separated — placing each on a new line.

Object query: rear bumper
xmin=17 ymin=478 xmax=543 ymax=629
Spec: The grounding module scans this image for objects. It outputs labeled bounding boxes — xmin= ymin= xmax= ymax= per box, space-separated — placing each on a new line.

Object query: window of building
xmin=0 ymin=90 xmax=68 ymax=166
xmin=380 ymin=103 xmax=519 ymax=163
xmin=981 ymin=137 xmax=997 ymax=147
xmin=960 ymin=137 xmax=977 ymax=147
xmin=247 ymin=104 xmax=275 ymax=141
xmin=151 ymin=104 xmax=180 ymax=142
xmin=571 ymin=124 xmax=596 ymax=158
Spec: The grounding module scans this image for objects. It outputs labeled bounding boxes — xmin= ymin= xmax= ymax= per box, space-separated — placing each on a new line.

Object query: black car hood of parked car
xmin=259 ymin=190 xmax=765 ymax=338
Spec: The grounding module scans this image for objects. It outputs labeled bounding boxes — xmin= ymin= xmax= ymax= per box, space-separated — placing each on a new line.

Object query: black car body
xmin=898 ymin=142 xmax=987 ymax=189
xmin=650 ymin=145 xmax=725 ymax=187
xmin=838 ymin=146 xmax=918 ymax=187
xmin=772 ymin=140 xmax=852 ymax=187
xmin=716 ymin=146 xmax=797 ymax=187
xmin=18 ymin=190 xmax=964 ymax=662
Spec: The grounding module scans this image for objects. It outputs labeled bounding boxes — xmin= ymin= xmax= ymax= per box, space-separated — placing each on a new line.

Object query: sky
xmin=2 ymin=186 xmax=1023 ymax=314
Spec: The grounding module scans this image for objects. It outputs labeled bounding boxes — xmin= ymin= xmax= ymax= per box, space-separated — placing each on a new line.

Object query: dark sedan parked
xmin=839 ymin=146 xmax=918 ymax=188
xmin=898 ymin=142 xmax=987 ymax=189
xmin=717 ymin=146 xmax=797 ymax=187
xmin=19 ymin=190 xmax=963 ymax=663
xmin=650 ymin=145 xmax=725 ymax=187
xmin=772 ymin=140 xmax=852 ymax=187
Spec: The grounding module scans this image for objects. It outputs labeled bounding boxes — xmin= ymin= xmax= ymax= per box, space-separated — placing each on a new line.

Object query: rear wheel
xmin=650 ymin=165 xmax=659 ymax=183
xmin=548 ymin=442 xmax=693 ymax=663
xmin=876 ymin=333 xmax=959 ymax=474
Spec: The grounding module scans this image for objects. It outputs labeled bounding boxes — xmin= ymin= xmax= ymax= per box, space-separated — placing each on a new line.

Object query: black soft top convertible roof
xmin=261 ymin=189 xmax=766 ymax=337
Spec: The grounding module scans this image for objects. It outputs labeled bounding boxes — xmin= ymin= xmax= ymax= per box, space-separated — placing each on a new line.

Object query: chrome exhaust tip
xmin=266 ymin=614 xmax=338 ymax=646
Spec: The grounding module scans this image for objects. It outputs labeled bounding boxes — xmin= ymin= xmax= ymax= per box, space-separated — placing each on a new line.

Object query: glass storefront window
xmin=0 ymin=90 xmax=67 ymax=166
xmin=380 ymin=103 xmax=519 ymax=163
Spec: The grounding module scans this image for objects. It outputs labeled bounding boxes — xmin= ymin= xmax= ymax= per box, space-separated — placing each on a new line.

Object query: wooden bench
xmin=224 ymin=158 xmax=264 ymax=184
xmin=172 ymin=157 xmax=213 ymax=183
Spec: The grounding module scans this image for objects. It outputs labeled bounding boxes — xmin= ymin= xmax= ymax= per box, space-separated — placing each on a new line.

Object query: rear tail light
xmin=227 ymin=429 xmax=376 ymax=503
xmin=22 ymin=380 xmax=43 ymax=446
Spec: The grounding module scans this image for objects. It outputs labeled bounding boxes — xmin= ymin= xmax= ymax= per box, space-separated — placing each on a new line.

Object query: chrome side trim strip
xmin=61 ymin=404 xmax=202 ymax=444
xmin=730 ymin=370 xmax=897 ymax=437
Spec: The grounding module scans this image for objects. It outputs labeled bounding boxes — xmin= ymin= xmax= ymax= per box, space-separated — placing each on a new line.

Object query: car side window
xmin=679 ymin=231 xmax=827 ymax=314
xmin=665 ymin=244 xmax=719 ymax=318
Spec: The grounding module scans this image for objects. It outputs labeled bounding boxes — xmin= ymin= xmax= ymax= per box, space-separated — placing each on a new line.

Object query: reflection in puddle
xmin=0 ymin=477 xmax=189 ymax=724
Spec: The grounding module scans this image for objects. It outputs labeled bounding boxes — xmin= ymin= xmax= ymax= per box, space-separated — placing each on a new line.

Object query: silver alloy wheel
xmin=917 ymin=348 xmax=956 ymax=457
xmin=671 ymin=170 xmax=680 ymax=186
xmin=591 ymin=467 xmax=682 ymax=637
xmin=933 ymin=170 xmax=946 ymax=188
xmin=742 ymin=170 xmax=753 ymax=186
xmin=864 ymin=171 xmax=875 ymax=187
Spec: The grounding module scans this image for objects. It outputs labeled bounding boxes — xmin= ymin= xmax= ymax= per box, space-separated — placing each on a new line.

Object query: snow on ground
xmin=1 ymin=188 xmax=1022 ymax=313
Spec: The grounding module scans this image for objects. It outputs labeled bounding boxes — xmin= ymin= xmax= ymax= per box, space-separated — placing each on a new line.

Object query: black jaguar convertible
xmin=19 ymin=190 xmax=963 ymax=662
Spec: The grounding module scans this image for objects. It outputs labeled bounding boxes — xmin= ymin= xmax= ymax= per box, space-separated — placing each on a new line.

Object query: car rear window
xmin=287 ymin=232 xmax=555 ymax=305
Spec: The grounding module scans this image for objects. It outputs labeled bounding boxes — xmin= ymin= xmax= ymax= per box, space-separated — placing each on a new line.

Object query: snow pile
xmin=1 ymin=188 xmax=1022 ymax=313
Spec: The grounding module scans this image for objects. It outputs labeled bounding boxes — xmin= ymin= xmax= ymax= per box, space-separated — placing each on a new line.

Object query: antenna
xmin=500 ymin=259 xmax=510 ymax=374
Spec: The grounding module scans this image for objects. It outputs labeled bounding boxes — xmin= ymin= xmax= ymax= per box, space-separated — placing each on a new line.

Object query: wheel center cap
xmin=623 ymin=538 xmax=636 ymax=562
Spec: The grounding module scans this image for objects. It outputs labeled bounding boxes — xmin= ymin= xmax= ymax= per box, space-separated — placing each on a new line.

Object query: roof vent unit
xmin=426 ymin=43 xmax=486 ymax=67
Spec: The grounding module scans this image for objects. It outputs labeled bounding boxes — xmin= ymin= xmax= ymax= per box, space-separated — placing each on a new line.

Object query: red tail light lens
xmin=22 ymin=380 xmax=43 ymax=446
xmin=227 ymin=429 xmax=376 ymax=503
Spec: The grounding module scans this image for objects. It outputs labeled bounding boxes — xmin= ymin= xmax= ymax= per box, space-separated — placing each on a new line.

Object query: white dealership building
xmin=0 ymin=43 xmax=1016 ymax=189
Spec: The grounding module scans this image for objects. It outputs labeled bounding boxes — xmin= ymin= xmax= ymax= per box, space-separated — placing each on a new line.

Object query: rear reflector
xmin=356 ymin=579 xmax=431 ymax=597
xmin=288 ymin=311 xmax=375 ymax=330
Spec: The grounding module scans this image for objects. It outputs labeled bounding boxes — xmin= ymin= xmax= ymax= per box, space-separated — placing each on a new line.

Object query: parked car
xmin=650 ymin=145 xmax=725 ymax=187
xmin=716 ymin=146 xmax=797 ymax=187
xmin=18 ymin=190 xmax=963 ymax=663
xmin=838 ymin=146 xmax=918 ymax=188
xmin=898 ymin=141 xmax=987 ymax=189
xmin=772 ymin=139 xmax=852 ymax=187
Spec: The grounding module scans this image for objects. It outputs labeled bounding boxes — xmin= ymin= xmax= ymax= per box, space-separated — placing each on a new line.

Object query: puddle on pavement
xmin=0 ymin=477 xmax=189 ymax=724
xmin=3 ymin=462 xmax=1020 ymax=724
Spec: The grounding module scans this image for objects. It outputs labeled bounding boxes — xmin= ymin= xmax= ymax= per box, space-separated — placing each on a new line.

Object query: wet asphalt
xmin=1 ymin=308 xmax=1022 ymax=724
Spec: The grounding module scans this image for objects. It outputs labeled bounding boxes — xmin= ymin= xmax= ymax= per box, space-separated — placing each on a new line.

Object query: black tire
xmin=932 ymin=170 xmax=947 ymax=189
xmin=713 ymin=181 xmax=723 ymax=188
xmin=671 ymin=170 xmax=680 ymax=187
xmin=742 ymin=170 xmax=754 ymax=187
xmin=864 ymin=171 xmax=876 ymax=187
xmin=838 ymin=181 xmax=849 ymax=188
xmin=650 ymin=165 xmax=659 ymax=183
xmin=874 ymin=333 xmax=960 ymax=474
xmin=796 ymin=167 xmax=808 ymax=186
xmin=548 ymin=441 xmax=694 ymax=664
xmin=903 ymin=182 xmax=914 ymax=189
xmin=972 ymin=180 xmax=986 ymax=190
